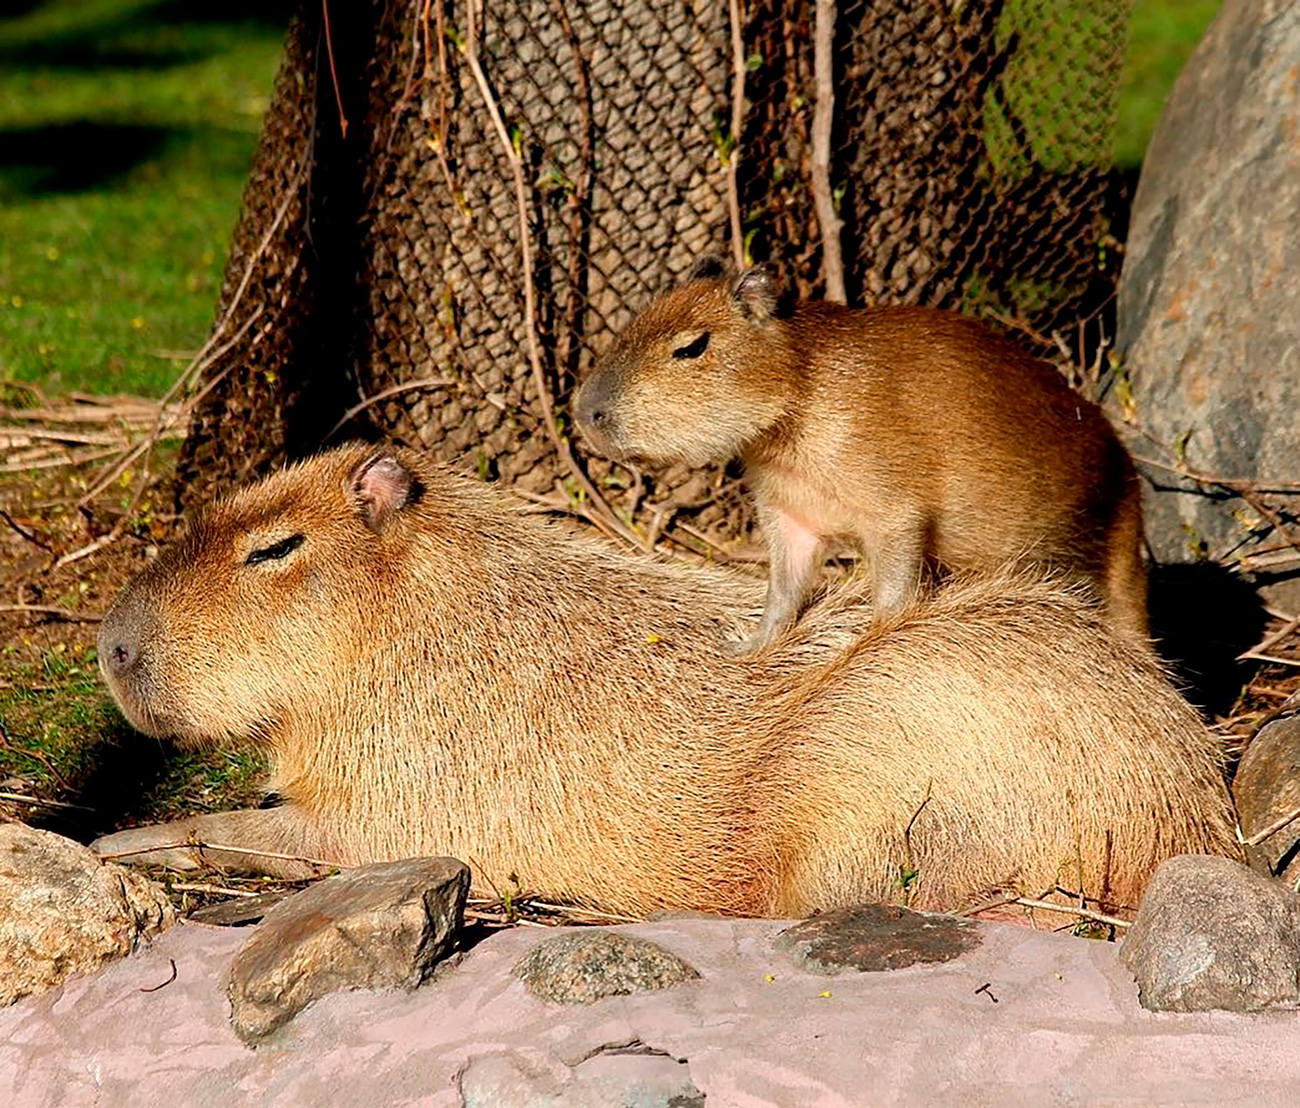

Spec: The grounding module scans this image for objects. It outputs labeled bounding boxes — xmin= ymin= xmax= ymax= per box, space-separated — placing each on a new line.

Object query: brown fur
xmin=94 ymin=444 xmax=1232 ymax=916
xmin=572 ymin=270 xmax=1149 ymax=652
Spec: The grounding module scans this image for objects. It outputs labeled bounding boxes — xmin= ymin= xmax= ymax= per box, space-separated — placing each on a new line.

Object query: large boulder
xmin=1115 ymin=0 xmax=1300 ymax=603
xmin=228 ymin=856 xmax=469 ymax=1044
xmin=1120 ymin=854 xmax=1300 ymax=1012
xmin=0 ymin=823 xmax=174 ymax=1006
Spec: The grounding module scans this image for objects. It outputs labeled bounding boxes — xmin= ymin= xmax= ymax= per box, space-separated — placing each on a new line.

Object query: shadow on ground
xmin=1149 ymin=561 xmax=1271 ymax=718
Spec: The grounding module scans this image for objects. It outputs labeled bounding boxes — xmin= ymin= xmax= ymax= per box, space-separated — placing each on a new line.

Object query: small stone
xmin=0 ymin=823 xmax=175 ymax=1006
xmin=775 ymin=903 xmax=981 ymax=975
xmin=513 ymin=931 xmax=700 ymax=1005
xmin=1120 ymin=854 xmax=1300 ymax=1012
xmin=228 ymin=856 xmax=469 ymax=1043
xmin=1234 ymin=711 xmax=1300 ymax=881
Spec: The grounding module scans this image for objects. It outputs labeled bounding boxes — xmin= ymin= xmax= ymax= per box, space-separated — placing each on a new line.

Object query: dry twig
xmin=0 ymin=604 xmax=102 ymax=623
xmin=811 ymin=0 xmax=845 ymax=302
xmin=325 ymin=376 xmax=455 ymax=441
xmin=725 ymin=0 xmax=747 ymax=269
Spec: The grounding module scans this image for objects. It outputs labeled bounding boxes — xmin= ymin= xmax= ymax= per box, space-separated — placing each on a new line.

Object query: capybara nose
xmin=98 ymin=602 xmax=147 ymax=680
xmin=102 ymin=639 xmax=136 ymax=677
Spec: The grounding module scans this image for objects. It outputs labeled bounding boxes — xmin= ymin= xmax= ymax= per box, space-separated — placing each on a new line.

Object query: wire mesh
xmin=178 ymin=0 xmax=1132 ymax=551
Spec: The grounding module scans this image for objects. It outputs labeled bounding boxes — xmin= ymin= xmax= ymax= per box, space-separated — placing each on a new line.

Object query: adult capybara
xmin=93 ymin=444 xmax=1233 ymax=916
xmin=573 ymin=260 xmax=1148 ymax=653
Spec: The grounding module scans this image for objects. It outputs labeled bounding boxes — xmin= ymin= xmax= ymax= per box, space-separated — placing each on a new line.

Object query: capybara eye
xmin=245 ymin=533 xmax=305 ymax=566
xmin=672 ymin=331 xmax=710 ymax=359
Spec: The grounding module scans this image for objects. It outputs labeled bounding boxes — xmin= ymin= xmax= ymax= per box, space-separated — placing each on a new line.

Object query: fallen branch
xmin=325 ymin=375 xmax=455 ymax=441
xmin=1239 ymin=613 xmax=1300 ymax=661
xmin=96 ymin=840 xmax=346 ymax=870
xmin=0 ymin=604 xmax=102 ymax=622
xmin=1240 ymin=804 xmax=1300 ymax=848
xmin=811 ymin=0 xmax=845 ymax=302
xmin=725 ymin=0 xmax=747 ymax=269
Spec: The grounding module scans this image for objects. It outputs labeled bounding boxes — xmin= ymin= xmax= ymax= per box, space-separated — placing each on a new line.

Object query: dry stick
xmin=1240 ymin=613 xmax=1300 ymax=661
xmin=77 ymin=306 xmax=265 ymax=508
xmin=0 ymin=604 xmax=102 ymax=622
xmin=1241 ymin=805 xmax=1300 ymax=848
xmin=725 ymin=0 xmax=747 ymax=270
xmin=811 ymin=0 xmax=845 ymax=303
xmin=169 ymin=882 xmax=261 ymax=898
xmin=2 ymin=447 xmax=126 ymax=476
xmin=461 ymin=1 xmax=643 ymax=553
xmin=320 ymin=0 xmax=349 ymax=139
xmin=54 ymin=307 xmax=270 ymax=570
xmin=0 ymin=510 xmax=52 ymax=552
xmin=0 ymin=790 xmax=94 ymax=812
xmin=324 ymin=376 xmax=455 ymax=441
xmin=1130 ymin=452 xmax=1300 ymax=495
xmin=1009 ymin=896 xmax=1130 ymax=930
xmin=1242 ymin=653 xmax=1300 ymax=668
xmin=0 ymin=722 xmax=71 ymax=792
xmin=549 ymin=0 xmax=594 ymax=389
xmin=96 ymin=841 xmax=346 ymax=870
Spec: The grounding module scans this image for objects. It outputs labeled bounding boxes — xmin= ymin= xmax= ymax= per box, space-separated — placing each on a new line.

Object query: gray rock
xmin=513 ymin=931 xmax=700 ymax=1005
xmin=1234 ymin=707 xmax=1300 ymax=882
xmin=1113 ymin=0 xmax=1300 ymax=603
xmin=228 ymin=855 xmax=469 ymax=1043
xmin=460 ymin=1045 xmax=704 ymax=1108
xmin=1120 ymin=853 xmax=1300 ymax=1012
xmin=0 ymin=823 xmax=175 ymax=1006
xmin=775 ymin=903 xmax=981 ymax=975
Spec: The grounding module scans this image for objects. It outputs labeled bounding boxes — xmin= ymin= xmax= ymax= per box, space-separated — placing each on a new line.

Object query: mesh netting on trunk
xmin=177 ymin=0 xmax=1131 ymax=553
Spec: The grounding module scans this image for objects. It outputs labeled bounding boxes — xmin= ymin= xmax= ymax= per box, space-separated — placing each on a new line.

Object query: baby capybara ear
xmin=349 ymin=450 xmax=421 ymax=533
xmin=731 ymin=267 xmax=778 ymax=320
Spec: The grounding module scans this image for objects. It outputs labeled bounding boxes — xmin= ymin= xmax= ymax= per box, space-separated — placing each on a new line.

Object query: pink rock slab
xmin=2 ymin=915 xmax=1297 ymax=1107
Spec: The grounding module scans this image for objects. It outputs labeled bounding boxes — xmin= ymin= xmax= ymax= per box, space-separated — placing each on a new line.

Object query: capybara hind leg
xmin=92 ymin=806 xmax=336 ymax=879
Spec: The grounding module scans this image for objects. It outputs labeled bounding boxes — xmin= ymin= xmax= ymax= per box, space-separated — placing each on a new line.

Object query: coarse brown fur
xmin=572 ymin=266 xmax=1149 ymax=653
xmin=93 ymin=444 xmax=1233 ymax=917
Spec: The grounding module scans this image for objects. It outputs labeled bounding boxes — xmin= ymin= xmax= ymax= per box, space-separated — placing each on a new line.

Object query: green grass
xmin=0 ymin=0 xmax=287 ymax=397
xmin=1117 ymin=0 xmax=1223 ymax=169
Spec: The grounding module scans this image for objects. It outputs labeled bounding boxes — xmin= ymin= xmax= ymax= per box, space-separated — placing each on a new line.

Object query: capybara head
xmin=573 ymin=260 xmax=793 ymax=466
xmin=98 ymin=446 xmax=433 ymax=745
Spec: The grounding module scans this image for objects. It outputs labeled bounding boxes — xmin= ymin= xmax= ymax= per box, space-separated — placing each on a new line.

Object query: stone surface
xmin=1114 ymin=0 xmax=1300 ymax=601
xmin=513 ymin=931 xmax=699 ymax=1005
xmin=229 ymin=855 xmax=469 ymax=1043
xmin=459 ymin=1045 xmax=704 ymax=1108
xmin=0 ymin=823 xmax=174 ymax=1007
xmin=188 ymin=889 xmax=291 ymax=928
xmin=5 ymin=915 xmax=1300 ymax=1106
xmin=1120 ymin=854 xmax=1300 ymax=1012
xmin=775 ymin=903 xmax=982 ymax=974
xmin=1234 ymin=708 xmax=1300 ymax=882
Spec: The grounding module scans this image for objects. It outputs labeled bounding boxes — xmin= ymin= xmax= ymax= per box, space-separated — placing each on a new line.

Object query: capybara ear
xmin=732 ymin=267 xmax=777 ymax=320
xmin=686 ymin=254 xmax=730 ymax=282
xmin=349 ymin=451 xmax=421 ymax=533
